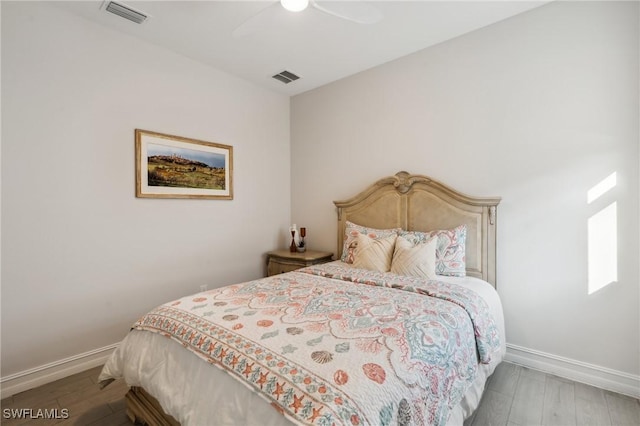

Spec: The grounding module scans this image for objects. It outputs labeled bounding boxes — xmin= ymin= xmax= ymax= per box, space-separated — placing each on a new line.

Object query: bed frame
xmin=126 ymin=387 xmax=179 ymax=425
xmin=334 ymin=171 xmax=501 ymax=287
xmin=124 ymin=171 xmax=501 ymax=424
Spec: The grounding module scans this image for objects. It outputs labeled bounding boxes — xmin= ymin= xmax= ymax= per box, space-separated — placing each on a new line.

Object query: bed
xmin=99 ymin=171 xmax=504 ymax=426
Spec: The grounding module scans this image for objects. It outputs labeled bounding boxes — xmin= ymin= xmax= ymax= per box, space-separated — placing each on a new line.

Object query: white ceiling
xmin=51 ymin=1 xmax=549 ymax=96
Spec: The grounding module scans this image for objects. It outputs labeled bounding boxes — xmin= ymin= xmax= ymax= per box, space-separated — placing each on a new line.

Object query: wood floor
xmin=1 ymin=366 xmax=129 ymax=426
xmin=1 ymin=362 xmax=638 ymax=425
xmin=464 ymin=362 xmax=639 ymax=426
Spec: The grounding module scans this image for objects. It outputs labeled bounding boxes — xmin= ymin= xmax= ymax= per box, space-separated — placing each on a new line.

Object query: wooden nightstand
xmin=266 ymin=250 xmax=333 ymax=277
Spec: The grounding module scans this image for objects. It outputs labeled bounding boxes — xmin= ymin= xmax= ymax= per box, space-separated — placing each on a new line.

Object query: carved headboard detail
xmin=334 ymin=171 xmax=501 ymax=287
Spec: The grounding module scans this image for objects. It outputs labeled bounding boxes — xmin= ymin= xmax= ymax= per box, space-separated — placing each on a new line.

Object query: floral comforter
xmin=133 ymin=264 xmax=500 ymax=426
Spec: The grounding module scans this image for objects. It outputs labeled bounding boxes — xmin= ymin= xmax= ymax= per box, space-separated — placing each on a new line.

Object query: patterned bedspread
xmin=133 ymin=264 xmax=500 ymax=426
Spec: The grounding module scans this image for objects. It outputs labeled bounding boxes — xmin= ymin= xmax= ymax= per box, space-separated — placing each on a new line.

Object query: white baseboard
xmin=0 ymin=343 xmax=119 ymax=399
xmin=505 ymin=343 xmax=640 ymax=398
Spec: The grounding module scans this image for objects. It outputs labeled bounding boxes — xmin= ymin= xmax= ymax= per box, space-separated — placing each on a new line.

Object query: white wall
xmin=291 ymin=0 xmax=639 ymax=384
xmin=1 ymin=2 xmax=290 ymax=377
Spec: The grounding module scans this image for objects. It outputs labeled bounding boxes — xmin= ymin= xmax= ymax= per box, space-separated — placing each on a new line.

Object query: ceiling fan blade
xmin=310 ymin=1 xmax=383 ymax=25
xmin=233 ymin=1 xmax=282 ymax=38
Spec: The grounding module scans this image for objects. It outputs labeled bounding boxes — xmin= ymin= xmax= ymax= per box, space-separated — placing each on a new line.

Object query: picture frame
xmin=135 ymin=129 xmax=233 ymax=200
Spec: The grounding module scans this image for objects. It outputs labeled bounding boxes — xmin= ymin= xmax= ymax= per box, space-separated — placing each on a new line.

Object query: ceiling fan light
xmin=280 ymin=0 xmax=309 ymax=13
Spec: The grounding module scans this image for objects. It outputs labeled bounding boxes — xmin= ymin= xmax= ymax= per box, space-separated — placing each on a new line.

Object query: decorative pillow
xmin=390 ymin=235 xmax=438 ymax=279
xmin=352 ymin=234 xmax=396 ymax=273
xmin=399 ymin=225 xmax=467 ymax=276
xmin=341 ymin=221 xmax=401 ymax=263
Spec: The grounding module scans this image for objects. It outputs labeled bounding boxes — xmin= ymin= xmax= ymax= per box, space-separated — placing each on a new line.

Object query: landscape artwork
xmin=135 ymin=129 xmax=233 ymax=199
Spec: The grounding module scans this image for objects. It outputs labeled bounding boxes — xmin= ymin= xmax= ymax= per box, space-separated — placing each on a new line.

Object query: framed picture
xmin=135 ymin=129 xmax=233 ymax=200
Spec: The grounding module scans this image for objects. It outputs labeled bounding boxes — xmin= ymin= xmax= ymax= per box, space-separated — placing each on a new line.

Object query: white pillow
xmin=352 ymin=234 xmax=396 ymax=272
xmin=341 ymin=221 xmax=401 ymax=263
xmin=390 ymin=235 xmax=438 ymax=279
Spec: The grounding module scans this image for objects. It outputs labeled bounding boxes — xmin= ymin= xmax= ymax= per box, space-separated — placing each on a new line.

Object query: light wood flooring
xmin=464 ymin=362 xmax=640 ymax=426
xmin=1 ymin=362 xmax=638 ymax=425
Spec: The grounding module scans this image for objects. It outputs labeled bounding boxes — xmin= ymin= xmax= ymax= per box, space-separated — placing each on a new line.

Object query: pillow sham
xmin=399 ymin=224 xmax=467 ymax=277
xmin=352 ymin=234 xmax=396 ymax=273
xmin=390 ymin=234 xmax=438 ymax=279
xmin=341 ymin=221 xmax=401 ymax=264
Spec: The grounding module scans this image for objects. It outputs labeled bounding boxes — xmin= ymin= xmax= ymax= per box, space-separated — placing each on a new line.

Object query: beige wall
xmin=1 ymin=2 xmax=290 ymax=376
xmin=291 ymin=0 xmax=639 ymax=384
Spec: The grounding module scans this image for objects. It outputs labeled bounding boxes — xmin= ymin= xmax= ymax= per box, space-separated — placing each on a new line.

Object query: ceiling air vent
xmin=104 ymin=1 xmax=148 ymax=24
xmin=272 ymin=71 xmax=300 ymax=84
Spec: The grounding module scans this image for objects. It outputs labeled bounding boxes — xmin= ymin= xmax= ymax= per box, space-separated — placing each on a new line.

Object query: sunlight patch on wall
xmin=588 ymin=172 xmax=617 ymax=204
xmin=587 ymin=172 xmax=618 ymax=295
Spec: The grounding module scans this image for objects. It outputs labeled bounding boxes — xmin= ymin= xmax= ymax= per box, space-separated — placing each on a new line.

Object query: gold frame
xmin=135 ymin=129 xmax=233 ymax=200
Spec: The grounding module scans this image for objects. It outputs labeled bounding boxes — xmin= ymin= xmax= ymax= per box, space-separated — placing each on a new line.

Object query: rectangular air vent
xmin=272 ymin=70 xmax=300 ymax=84
xmin=104 ymin=1 xmax=148 ymax=24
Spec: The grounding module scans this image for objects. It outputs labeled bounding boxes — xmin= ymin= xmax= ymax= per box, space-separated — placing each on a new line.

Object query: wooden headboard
xmin=334 ymin=171 xmax=501 ymax=287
